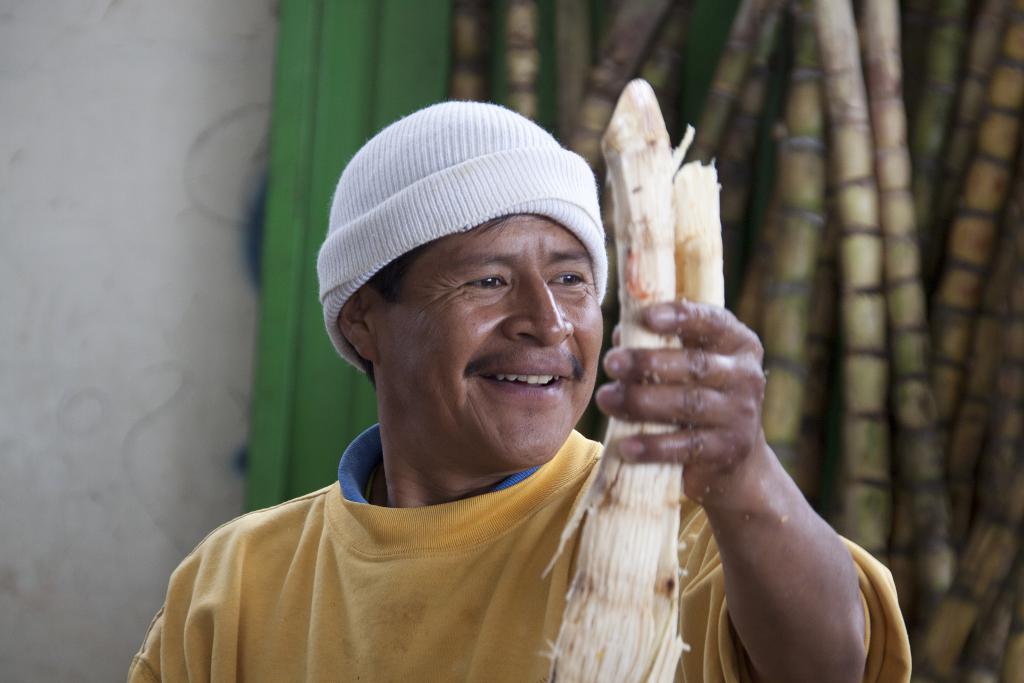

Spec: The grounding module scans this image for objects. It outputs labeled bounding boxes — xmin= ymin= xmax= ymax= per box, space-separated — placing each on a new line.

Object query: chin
xmin=486 ymin=424 xmax=574 ymax=472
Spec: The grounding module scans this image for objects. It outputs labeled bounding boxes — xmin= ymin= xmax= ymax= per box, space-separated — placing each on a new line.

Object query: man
xmin=129 ymin=102 xmax=910 ymax=682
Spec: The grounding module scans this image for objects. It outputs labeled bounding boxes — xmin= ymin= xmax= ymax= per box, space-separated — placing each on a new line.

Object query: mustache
xmin=465 ymin=351 xmax=585 ymax=381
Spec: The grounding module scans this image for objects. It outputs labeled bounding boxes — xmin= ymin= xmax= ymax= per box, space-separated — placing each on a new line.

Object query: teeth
xmin=494 ymin=374 xmax=556 ymax=385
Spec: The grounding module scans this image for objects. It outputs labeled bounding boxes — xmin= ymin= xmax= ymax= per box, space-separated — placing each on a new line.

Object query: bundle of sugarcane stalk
xmin=759 ymin=0 xmax=826 ymax=501
xmin=449 ymin=0 xmax=490 ymax=101
xmin=448 ymin=0 xmax=1024 ymax=674
xmin=547 ymin=79 xmax=722 ymax=682
xmin=505 ymin=0 xmax=540 ymax=119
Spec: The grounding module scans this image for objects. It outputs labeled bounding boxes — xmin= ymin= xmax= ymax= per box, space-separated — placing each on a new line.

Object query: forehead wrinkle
xmin=547 ymin=249 xmax=592 ymax=266
xmin=444 ymin=249 xmax=591 ymax=274
xmin=439 ymin=215 xmax=593 ymax=272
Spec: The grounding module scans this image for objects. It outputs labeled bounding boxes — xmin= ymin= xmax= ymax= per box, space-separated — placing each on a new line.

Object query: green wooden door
xmin=247 ymin=0 xmax=453 ymax=509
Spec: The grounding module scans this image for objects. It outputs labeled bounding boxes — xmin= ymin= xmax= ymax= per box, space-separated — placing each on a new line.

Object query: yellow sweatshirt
xmin=128 ymin=431 xmax=910 ymax=682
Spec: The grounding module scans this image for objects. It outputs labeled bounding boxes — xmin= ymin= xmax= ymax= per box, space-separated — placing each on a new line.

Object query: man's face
xmin=360 ymin=215 xmax=603 ymax=477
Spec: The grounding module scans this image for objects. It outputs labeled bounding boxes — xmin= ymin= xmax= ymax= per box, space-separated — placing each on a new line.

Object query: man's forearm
xmin=704 ymin=439 xmax=866 ymax=683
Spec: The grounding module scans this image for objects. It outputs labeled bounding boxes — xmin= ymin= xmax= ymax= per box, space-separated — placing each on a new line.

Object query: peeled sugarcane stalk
xmin=717 ymin=6 xmax=783 ymax=298
xmin=930 ymin=2 xmax=1024 ymax=441
xmin=797 ymin=204 xmax=840 ymax=507
xmin=915 ymin=217 xmax=1024 ymax=682
xmin=813 ymin=0 xmax=891 ymax=561
xmin=449 ymin=0 xmax=490 ymax=101
xmin=638 ymin=0 xmax=692 ymax=142
xmin=932 ymin=0 xmax=1012 ymax=279
xmin=505 ymin=0 xmax=539 ymax=119
xmin=567 ymin=0 xmax=674 ymax=439
xmin=549 ymin=79 xmax=723 ymax=683
xmin=960 ymin=549 xmax=1023 ymax=683
xmin=555 ymin=0 xmax=590 ymax=140
xmin=947 ymin=145 xmax=1024 ymax=547
xmin=909 ymin=0 xmax=971 ymax=270
xmin=688 ymin=0 xmax=783 ymax=163
xmin=760 ymin=0 xmax=826 ymax=499
xmin=864 ymin=0 xmax=955 ymax=627
xmin=567 ymin=0 xmax=675 ymax=170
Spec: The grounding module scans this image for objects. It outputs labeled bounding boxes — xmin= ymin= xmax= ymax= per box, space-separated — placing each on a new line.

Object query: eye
xmin=471 ymin=276 xmax=506 ymax=289
xmin=553 ymin=273 xmax=586 ymax=286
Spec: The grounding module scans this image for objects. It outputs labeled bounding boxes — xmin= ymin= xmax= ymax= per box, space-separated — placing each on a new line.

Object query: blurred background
xmin=4 ymin=0 xmax=1024 ymax=680
xmin=1 ymin=0 xmax=275 ymax=679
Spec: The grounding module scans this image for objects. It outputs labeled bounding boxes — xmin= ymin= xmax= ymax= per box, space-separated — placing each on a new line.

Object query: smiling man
xmin=338 ymin=215 xmax=603 ymax=507
xmin=129 ymin=102 xmax=911 ymax=682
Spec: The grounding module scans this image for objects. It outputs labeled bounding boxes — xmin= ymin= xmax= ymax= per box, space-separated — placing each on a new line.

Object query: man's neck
xmin=376 ymin=429 xmax=512 ymax=507
xmin=368 ymin=463 xmax=507 ymax=507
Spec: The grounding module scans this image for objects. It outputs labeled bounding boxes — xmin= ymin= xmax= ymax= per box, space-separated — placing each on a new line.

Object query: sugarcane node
xmin=960 ymin=393 xmax=991 ymax=406
xmin=943 ymin=257 xmax=989 ymax=275
xmin=997 ymin=54 xmax=1024 ymax=71
xmin=919 ymin=78 xmax=958 ymax=95
xmin=764 ymin=355 xmax=811 ymax=379
xmin=904 ymin=478 xmax=952 ymax=494
xmin=893 ymin=368 xmax=931 ymax=382
xmin=932 ymin=301 xmax=975 ymax=317
xmin=972 ymin=150 xmax=1016 ymax=170
xmin=848 ymin=407 xmax=890 ymax=420
xmin=838 ymin=221 xmax=885 ymax=236
xmin=778 ymin=205 xmax=827 ymax=225
xmin=886 ymin=275 xmax=930 ymax=294
xmin=884 ymin=231 xmax=921 ymax=246
xmin=839 ymin=281 xmax=886 ymax=295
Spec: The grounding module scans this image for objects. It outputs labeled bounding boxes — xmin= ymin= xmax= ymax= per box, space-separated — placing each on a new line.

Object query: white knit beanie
xmin=317 ymin=101 xmax=607 ymax=369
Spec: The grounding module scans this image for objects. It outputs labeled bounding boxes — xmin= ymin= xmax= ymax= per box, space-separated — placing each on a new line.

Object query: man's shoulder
xmin=176 ymin=484 xmax=337 ymax=577
xmin=133 ymin=485 xmax=342 ymax=682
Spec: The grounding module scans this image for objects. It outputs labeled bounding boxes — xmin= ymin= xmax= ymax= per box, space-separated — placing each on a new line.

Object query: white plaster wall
xmin=0 ymin=1 xmax=277 ymax=679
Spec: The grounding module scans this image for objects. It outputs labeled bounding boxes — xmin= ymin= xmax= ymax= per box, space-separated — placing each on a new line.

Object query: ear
xmin=338 ymin=288 xmax=382 ymax=364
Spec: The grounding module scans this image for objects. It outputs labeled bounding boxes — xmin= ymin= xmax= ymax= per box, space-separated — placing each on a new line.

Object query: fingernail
xmin=646 ymin=303 xmax=677 ymax=328
xmin=619 ymin=438 xmax=644 ymax=459
xmin=603 ymin=348 xmax=630 ymax=374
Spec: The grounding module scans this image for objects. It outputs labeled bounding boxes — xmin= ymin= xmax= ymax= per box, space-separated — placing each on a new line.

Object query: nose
xmin=500 ymin=276 xmax=574 ymax=345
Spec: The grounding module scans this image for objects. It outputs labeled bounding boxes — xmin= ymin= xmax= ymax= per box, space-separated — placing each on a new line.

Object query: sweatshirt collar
xmin=337 ymin=424 xmax=540 ymax=505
